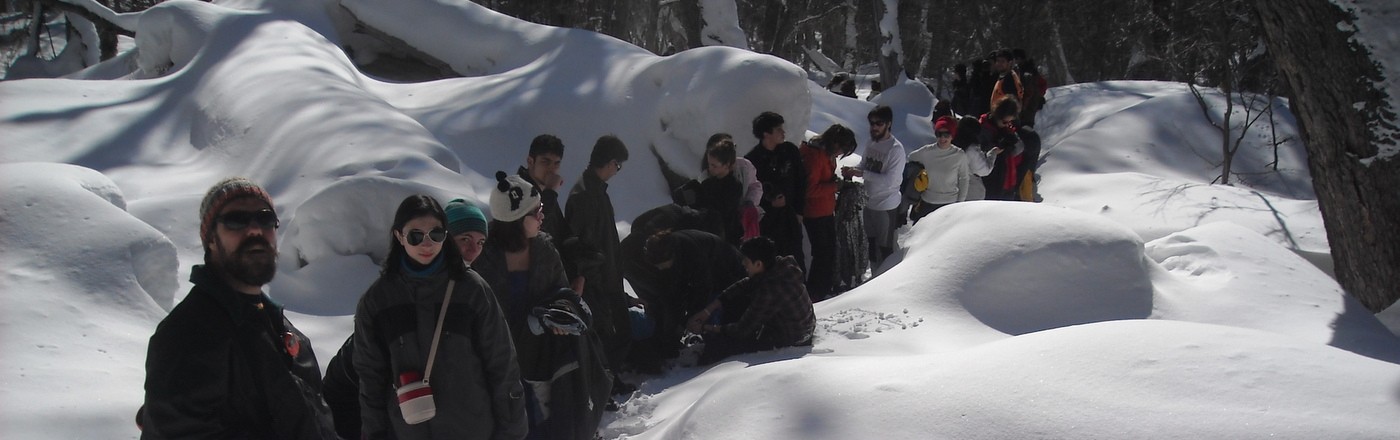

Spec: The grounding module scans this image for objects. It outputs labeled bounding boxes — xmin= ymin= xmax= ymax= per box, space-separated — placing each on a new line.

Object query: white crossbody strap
xmin=422 ymin=280 xmax=454 ymax=383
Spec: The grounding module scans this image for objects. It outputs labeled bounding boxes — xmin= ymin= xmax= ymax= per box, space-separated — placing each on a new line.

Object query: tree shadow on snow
xmin=1329 ymin=298 xmax=1400 ymax=365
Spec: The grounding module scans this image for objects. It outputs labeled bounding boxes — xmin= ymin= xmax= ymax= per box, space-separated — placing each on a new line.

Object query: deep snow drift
xmin=2 ymin=0 xmax=1399 ymax=438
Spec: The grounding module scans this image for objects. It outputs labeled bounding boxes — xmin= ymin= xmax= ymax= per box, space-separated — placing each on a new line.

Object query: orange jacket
xmin=800 ymin=141 xmax=838 ymax=218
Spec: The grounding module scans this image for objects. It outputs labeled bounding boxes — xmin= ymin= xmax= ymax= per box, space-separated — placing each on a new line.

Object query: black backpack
xmin=900 ymin=161 xmax=927 ymax=203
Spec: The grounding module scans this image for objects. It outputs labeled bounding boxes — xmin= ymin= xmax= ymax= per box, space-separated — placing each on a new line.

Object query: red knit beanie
xmin=199 ymin=177 xmax=273 ymax=246
xmin=934 ymin=116 xmax=958 ymax=138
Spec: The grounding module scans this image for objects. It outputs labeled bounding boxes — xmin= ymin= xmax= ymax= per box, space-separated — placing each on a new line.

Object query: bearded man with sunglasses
xmin=139 ymin=177 xmax=337 ymax=439
xmin=842 ymin=105 xmax=907 ymax=274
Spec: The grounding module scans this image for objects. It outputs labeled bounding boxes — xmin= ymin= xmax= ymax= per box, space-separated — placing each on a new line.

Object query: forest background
xmin=3 ymin=0 xmax=1277 ymax=98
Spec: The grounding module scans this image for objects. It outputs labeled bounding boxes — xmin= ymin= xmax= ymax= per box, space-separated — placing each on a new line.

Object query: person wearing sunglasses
xmin=842 ymin=105 xmax=907 ymax=273
xmin=906 ymin=116 xmax=972 ymax=223
xmin=475 ymin=171 xmax=612 ymax=439
xmin=141 ymin=177 xmax=337 ymax=439
xmin=352 ymin=194 xmax=527 ymax=440
xmin=978 ymin=96 xmax=1026 ymax=201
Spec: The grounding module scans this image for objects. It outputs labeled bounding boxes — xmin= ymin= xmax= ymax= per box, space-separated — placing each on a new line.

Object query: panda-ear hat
xmin=489 ymin=170 xmax=542 ymax=222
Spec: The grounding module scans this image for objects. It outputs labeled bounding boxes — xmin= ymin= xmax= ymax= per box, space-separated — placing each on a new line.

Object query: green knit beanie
xmin=445 ymin=198 xmax=488 ymax=237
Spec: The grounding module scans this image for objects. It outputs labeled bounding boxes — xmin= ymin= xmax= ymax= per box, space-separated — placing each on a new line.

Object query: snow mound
xmin=271 ymin=176 xmax=487 ymax=315
xmin=867 ymin=76 xmax=936 ymax=149
xmin=1038 ymin=81 xmax=1311 ymax=199
xmin=1043 ymin=172 xmax=1329 ymax=267
xmin=342 ymin=0 xmax=811 ymax=201
xmin=806 ymin=76 xmax=937 ymax=155
xmin=1147 ymin=222 xmax=1400 ymax=362
xmin=0 ymin=163 xmax=170 ymax=438
xmin=828 ymin=202 xmax=1153 ymax=338
xmin=135 ymin=0 xmax=251 ymax=76
xmin=637 ymin=320 xmax=1400 ymax=439
xmin=0 ymin=163 xmax=177 ymax=310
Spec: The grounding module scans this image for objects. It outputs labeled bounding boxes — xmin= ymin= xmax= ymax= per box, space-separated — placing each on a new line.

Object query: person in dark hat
xmin=445 ymin=198 xmax=490 ymax=265
xmin=140 ymin=177 xmax=337 ymax=439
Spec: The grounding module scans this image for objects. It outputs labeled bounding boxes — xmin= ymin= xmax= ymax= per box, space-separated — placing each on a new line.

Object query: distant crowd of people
xmin=136 ymin=47 xmax=1048 ymax=440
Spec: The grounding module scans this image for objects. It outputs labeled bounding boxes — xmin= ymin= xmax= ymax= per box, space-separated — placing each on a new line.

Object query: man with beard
xmin=139 ymin=177 xmax=336 ymax=439
xmin=842 ymin=105 xmax=907 ymax=273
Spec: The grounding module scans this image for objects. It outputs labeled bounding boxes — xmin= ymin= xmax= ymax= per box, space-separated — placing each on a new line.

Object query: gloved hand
xmin=527 ymin=303 xmax=589 ymax=336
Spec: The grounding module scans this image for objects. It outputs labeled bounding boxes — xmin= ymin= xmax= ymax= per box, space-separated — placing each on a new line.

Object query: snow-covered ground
xmin=3 ymin=0 xmax=1399 ymax=438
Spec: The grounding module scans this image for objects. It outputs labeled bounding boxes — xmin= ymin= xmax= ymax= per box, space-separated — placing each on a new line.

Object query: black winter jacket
xmin=320 ymin=335 xmax=361 ymax=439
xmin=565 ymin=171 xmax=631 ymax=362
xmin=141 ymin=265 xmax=336 ymax=439
xmin=518 ymin=167 xmax=572 ymax=246
xmin=353 ymin=259 xmax=528 ymax=440
xmin=662 ymin=229 xmax=747 ymax=319
xmin=697 ymin=174 xmax=744 ymax=245
xmin=745 ymin=141 xmax=807 ymax=214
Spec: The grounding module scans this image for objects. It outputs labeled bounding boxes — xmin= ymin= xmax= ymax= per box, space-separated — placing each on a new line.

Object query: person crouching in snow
xmin=685 ymin=236 xmax=816 ymax=366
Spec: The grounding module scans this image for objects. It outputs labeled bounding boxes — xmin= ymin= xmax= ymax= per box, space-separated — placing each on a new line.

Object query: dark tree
xmin=1254 ymin=0 xmax=1400 ymax=311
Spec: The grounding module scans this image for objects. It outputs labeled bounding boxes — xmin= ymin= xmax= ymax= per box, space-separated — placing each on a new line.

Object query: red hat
xmin=934 ymin=116 xmax=958 ymax=138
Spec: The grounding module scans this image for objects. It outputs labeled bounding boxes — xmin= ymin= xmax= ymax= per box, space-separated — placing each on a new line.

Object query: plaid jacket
xmin=719 ymin=256 xmax=816 ymax=346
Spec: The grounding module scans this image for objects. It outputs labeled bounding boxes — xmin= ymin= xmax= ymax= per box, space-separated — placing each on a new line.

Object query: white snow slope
xmin=2 ymin=0 xmax=1399 ymax=438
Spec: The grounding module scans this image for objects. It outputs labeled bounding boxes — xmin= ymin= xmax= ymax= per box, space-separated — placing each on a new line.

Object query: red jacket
xmin=800 ymin=141 xmax=838 ymax=218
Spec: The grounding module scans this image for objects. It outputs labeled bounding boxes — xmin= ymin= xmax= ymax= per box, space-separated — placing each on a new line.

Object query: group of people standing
xmin=137 ymin=49 xmax=1048 ymax=438
xmin=136 ymin=128 xmax=818 ymax=439
xmin=925 ymin=47 xmax=1048 ymax=205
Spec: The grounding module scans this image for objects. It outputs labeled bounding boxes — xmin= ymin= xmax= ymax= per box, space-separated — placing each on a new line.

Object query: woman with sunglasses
xmin=352 ymin=194 xmax=527 ymax=440
xmin=906 ymin=116 xmax=972 ymax=223
xmin=474 ymin=172 xmax=611 ymax=440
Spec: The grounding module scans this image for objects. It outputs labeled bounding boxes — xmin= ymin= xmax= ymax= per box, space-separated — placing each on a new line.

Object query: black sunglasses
xmin=218 ymin=209 xmax=279 ymax=230
xmin=405 ymin=228 xmax=448 ymax=246
xmin=936 ymin=131 xmax=953 ymax=137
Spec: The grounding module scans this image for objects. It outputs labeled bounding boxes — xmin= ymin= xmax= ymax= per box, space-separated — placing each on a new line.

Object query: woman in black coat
xmin=474 ymin=172 xmax=611 ymax=440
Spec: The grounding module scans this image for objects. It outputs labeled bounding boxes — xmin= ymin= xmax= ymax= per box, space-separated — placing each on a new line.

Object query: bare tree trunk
xmin=30 ymin=0 xmax=131 ymax=60
xmin=1218 ymin=37 xmax=1235 ymax=185
xmin=1255 ymin=0 xmax=1400 ymax=312
xmin=1045 ymin=0 xmax=1074 ymax=84
xmin=916 ymin=1 xmax=933 ymax=80
xmin=843 ymin=0 xmax=856 ymax=71
xmin=1219 ymin=89 xmax=1234 ymax=185
xmin=668 ymin=0 xmax=702 ymax=50
xmin=26 ymin=1 xmax=43 ymax=56
xmin=869 ymin=0 xmax=903 ymax=88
